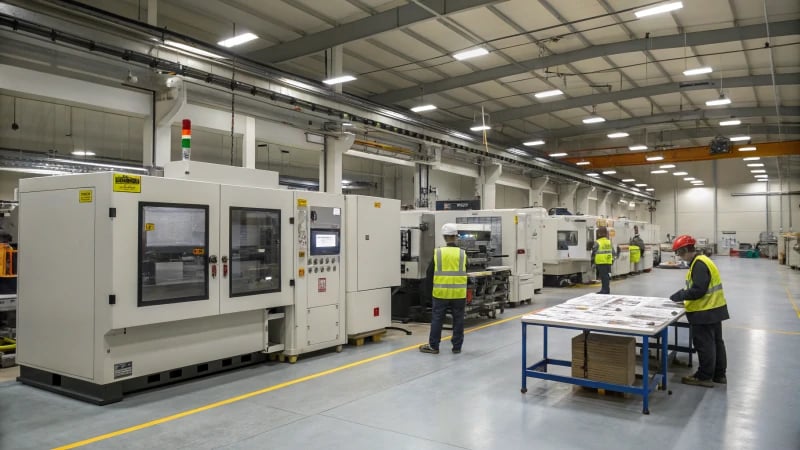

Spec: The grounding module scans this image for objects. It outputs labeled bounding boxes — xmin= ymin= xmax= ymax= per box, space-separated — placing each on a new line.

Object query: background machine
xmin=16 ymin=172 xmax=346 ymax=403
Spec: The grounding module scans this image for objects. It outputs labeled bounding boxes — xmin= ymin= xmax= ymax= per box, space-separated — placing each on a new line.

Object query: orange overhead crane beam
xmin=563 ymin=141 xmax=800 ymax=168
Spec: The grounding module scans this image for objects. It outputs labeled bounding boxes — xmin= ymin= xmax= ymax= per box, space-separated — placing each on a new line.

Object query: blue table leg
xmin=543 ymin=325 xmax=548 ymax=371
xmin=642 ymin=335 xmax=650 ymax=415
xmin=660 ymin=328 xmax=669 ymax=392
xmin=521 ymin=322 xmax=528 ymax=393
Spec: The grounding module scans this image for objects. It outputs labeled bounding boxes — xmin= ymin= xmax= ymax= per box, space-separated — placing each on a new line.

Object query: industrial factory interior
xmin=0 ymin=0 xmax=798 ymax=449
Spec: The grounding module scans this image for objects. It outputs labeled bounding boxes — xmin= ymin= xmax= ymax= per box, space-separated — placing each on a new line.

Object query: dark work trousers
xmin=596 ymin=264 xmax=612 ymax=294
xmin=691 ymin=322 xmax=727 ymax=380
xmin=429 ymin=298 xmax=467 ymax=351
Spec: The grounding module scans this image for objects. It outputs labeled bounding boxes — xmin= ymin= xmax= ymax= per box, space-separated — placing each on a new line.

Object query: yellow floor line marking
xmin=53 ymin=308 xmax=541 ymax=450
xmin=785 ymin=286 xmax=800 ymax=320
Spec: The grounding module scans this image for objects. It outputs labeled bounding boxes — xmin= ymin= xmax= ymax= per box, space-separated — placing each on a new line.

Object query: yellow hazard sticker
xmin=79 ymin=190 xmax=93 ymax=203
xmin=192 ymin=248 xmax=205 ymax=256
xmin=609 ymin=229 xmax=616 ymax=238
xmin=112 ymin=174 xmax=141 ymax=193
xmin=144 ymin=223 xmax=155 ymax=231
xmin=297 ymin=198 xmax=307 ymax=207
xmin=374 ymin=202 xmax=381 ymax=208
xmin=514 ymin=215 xmax=518 ymax=224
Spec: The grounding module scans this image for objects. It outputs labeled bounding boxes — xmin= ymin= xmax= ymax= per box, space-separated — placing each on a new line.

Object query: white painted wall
xmin=496 ymin=184 xmax=529 ymax=209
xmin=429 ymin=169 xmax=476 ymax=205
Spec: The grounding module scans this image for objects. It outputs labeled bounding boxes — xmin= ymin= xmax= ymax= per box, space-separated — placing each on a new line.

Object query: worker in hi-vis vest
xmin=629 ymin=225 xmax=645 ymax=274
xmin=419 ymin=223 xmax=468 ymax=355
xmin=669 ymin=234 xmax=730 ymax=387
xmin=591 ymin=226 xmax=615 ymax=294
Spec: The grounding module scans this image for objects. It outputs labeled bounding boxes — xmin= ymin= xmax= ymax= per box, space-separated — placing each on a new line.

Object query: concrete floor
xmin=0 ymin=257 xmax=798 ymax=449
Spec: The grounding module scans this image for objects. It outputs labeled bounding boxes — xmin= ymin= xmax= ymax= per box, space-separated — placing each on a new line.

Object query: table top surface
xmin=522 ymin=293 xmax=685 ymax=335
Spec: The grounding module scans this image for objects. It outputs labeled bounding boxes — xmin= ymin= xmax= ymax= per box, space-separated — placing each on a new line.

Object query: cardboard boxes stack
xmin=571 ymin=333 xmax=635 ymax=386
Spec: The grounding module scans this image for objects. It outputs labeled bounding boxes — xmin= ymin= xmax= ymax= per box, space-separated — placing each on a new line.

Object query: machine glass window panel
xmin=138 ymin=203 xmax=209 ymax=306
xmin=587 ymin=226 xmax=595 ymax=251
xmin=557 ymin=230 xmax=578 ymax=249
xmin=229 ymin=207 xmax=281 ymax=297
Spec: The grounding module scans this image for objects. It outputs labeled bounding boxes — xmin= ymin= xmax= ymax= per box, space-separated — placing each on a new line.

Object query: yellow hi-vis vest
xmin=685 ymin=255 xmax=727 ymax=312
xmin=432 ymin=246 xmax=467 ymax=299
xmin=630 ymin=245 xmax=641 ymax=263
xmin=594 ymin=237 xmax=613 ymax=265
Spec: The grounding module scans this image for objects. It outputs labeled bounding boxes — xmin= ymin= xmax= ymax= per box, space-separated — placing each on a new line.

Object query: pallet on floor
xmin=348 ymin=329 xmax=386 ymax=346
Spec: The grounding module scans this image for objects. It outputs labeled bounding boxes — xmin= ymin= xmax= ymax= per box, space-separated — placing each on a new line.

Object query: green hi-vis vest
xmin=595 ymin=237 xmax=613 ymax=265
xmin=630 ymin=245 xmax=641 ymax=263
xmin=684 ymin=255 xmax=727 ymax=312
xmin=432 ymin=246 xmax=467 ymax=299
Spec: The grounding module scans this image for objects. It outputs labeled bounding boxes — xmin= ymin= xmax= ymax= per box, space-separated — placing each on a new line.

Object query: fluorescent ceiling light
xmin=322 ymin=75 xmax=356 ymax=85
xmin=756 ymin=179 xmax=768 ymax=182
xmin=635 ymin=1 xmax=683 ymax=18
xmin=470 ymin=125 xmax=491 ymax=131
xmin=660 ymin=164 xmax=676 ymax=169
xmin=410 ymin=104 xmax=437 ymax=113
xmin=751 ymin=170 xmax=766 ymax=173
xmin=742 ymin=157 xmax=760 ymax=161
xmin=217 ymin=32 xmax=258 ymax=48
xmin=646 ymin=155 xmax=665 ymax=161
xmin=71 ymin=150 xmax=96 ymax=156
xmin=342 ymin=122 xmax=353 ymax=127
xmin=635 ymin=183 xmax=648 ymax=187
xmin=453 ymin=48 xmax=489 ymax=60
xmin=621 ymin=178 xmax=635 ymax=182
xmin=506 ymin=148 xmax=530 ymax=157
xmin=683 ymin=67 xmax=713 ymax=76
xmin=629 ymin=145 xmax=648 ymax=151
xmin=534 ymin=89 xmax=564 ymax=98
xmin=747 ymin=163 xmax=764 ymax=167
xmin=738 ymin=146 xmax=757 ymax=152
xmin=706 ymin=95 xmax=731 ymax=106
xmin=673 ymin=171 xmax=688 ymax=176
xmin=754 ymin=175 xmax=768 ymax=178
xmin=582 ymin=115 xmax=606 ymax=124
xmin=691 ymin=180 xmax=704 ymax=184
xmin=645 ymin=188 xmax=655 ymax=191
xmin=730 ymin=136 xmax=750 ymax=142
xmin=164 ymin=40 xmax=223 ymax=59
xmin=602 ymin=170 xmax=617 ymax=175
xmin=576 ymin=161 xmax=591 ymax=166
xmin=684 ymin=177 xmax=695 ymax=181
xmin=720 ymin=119 xmax=741 ymax=126
xmin=587 ymin=172 xmax=600 ymax=177
xmin=451 ymin=132 xmax=474 ymax=141
xmin=651 ymin=170 xmax=668 ymax=174
xmin=549 ymin=152 xmax=568 ymax=157
xmin=608 ymin=132 xmax=630 ymax=138
xmin=523 ymin=139 xmax=545 ymax=146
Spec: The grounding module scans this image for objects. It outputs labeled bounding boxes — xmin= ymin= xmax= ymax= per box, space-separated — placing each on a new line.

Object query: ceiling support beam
xmin=370 ymin=19 xmax=800 ymax=104
xmin=542 ymin=107 xmax=800 ymax=140
xmin=451 ymin=73 xmax=800 ymax=128
xmin=250 ymin=0 xmax=505 ymax=63
xmin=562 ymin=141 xmax=800 ymax=168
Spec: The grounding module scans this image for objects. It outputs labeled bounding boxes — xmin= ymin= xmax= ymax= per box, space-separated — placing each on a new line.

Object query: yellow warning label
xmin=609 ymin=229 xmax=616 ymax=238
xmin=112 ymin=174 xmax=142 ymax=193
xmin=374 ymin=202 xmax=381 ymax=208
xmin=144 ymin=223 xmax=155 ymax=231
xmin=192 ymin=248 xmax=205 ymax=256
xmin=79 ymin=190 xmax=93 ymax=203
xmin=514 ymin=215 xmax=518 ymax=224
xmin=297 ymin=198 xmax=307 ymax=207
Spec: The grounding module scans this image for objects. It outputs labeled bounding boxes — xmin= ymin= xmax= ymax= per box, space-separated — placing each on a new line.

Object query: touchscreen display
xmin=316 ymin=233 xmax=337 ymax=248
xmin=310 ymin=229 xmax=340 ymax=255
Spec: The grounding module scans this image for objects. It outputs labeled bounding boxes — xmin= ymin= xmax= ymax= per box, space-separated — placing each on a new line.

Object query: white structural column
xmin=147 ymin=0 xmax=157 ymax=25
xmin=243 ymin=116 xmax=256 ymax=169
xmin=576 ymin=186 xmax=595 ymax=215
xmin=153 ymin=80 xmax=187 ymax=167
xmin=530 ymin=176 xmax=549 ymax=208
xmin=597 ymin=190 xmax=612 ymax=217
xmin=325 ymin=46 xmax=344 ymax=94
xmin=322 ymin=132 xmax=355 ymax=193
xmin=479 ymin=162 xmax=502 ymax=209
xmin=558 ymin=182 xmax=580 ymax=212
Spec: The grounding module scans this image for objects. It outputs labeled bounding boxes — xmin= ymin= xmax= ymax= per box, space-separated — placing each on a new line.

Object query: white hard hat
xmin=441 ymin=223 xmax=458 ymax=236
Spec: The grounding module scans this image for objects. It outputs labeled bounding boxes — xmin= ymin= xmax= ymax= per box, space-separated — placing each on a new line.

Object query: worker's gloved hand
xmin=669 ymin=290 xmax=684 ymax=302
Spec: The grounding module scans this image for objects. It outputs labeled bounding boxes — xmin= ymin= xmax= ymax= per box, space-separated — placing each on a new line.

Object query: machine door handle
xmin=222 ymin=256 xmax=229 ymax=278
xmin=209 ymin=255 xmax=218 ymax=278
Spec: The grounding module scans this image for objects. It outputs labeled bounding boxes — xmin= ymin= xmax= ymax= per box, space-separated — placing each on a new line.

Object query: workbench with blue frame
xmin=520 ymin=294 xmax=685 ymax=415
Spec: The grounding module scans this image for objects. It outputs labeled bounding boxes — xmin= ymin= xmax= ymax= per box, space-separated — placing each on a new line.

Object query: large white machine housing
xmin=541 ymin=215 xmax=594 ymax=284
xmin=16 ymin=172 xmax=345 ymax=403
xmin=344 ymin=195 xmax=400 ymax=337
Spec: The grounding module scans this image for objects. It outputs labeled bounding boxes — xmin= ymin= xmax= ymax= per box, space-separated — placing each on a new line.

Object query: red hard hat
xmin=672 ymin=234 xmax=696 ymax=252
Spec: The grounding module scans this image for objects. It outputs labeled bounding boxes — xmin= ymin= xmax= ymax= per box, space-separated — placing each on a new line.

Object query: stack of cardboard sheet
xmin=571 ymin=333 xmax=635 ymax=386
